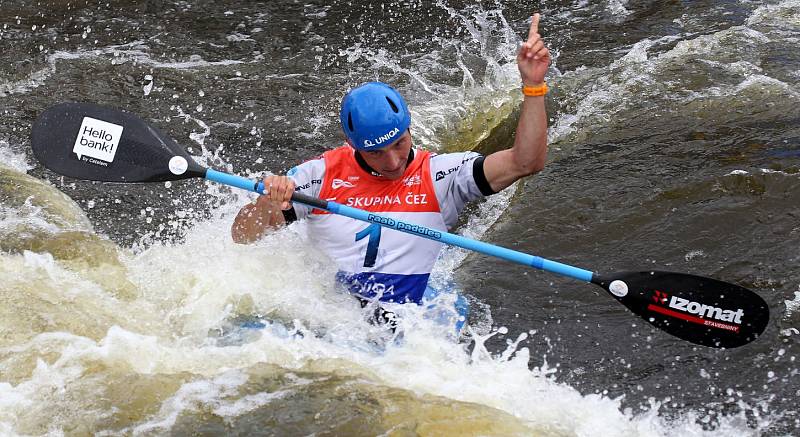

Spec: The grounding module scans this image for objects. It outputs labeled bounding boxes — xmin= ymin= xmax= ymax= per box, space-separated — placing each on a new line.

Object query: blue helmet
xmin=339 ymin=82 xmax=411 ymax=151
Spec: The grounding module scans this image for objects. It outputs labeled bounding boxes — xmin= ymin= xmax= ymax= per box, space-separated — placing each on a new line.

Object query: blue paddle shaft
xmin=206 ymin=168 xmax=595 ymax=282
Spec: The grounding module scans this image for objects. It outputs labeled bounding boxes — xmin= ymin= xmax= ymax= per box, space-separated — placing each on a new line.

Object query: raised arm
xmin=483 ymin=12 xmax=550 ymax=192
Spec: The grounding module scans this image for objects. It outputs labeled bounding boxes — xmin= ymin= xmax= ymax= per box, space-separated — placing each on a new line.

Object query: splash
xmin=785 ymin=288 xmax=800 ymax=318
xmin=549 ymin=7 xmax=800 ymax=146
xmin=747 ymin=0 xmax=800 ymax=28
xmin=1 ymin=166 xmax=778 ymax=434
xmin=339 ymin=2 xmax=545 ymax=152
xmin=0 ymin=41 xmax=245 ymax=98
xmin=0 ymin=140 xmax=31 ymax=173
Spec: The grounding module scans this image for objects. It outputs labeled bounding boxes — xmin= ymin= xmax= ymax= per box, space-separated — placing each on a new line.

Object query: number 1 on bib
xmin=355 ymin=223 xmax=382 ymax=267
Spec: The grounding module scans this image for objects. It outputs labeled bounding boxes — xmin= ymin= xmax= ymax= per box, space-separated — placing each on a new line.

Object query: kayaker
xmin=233 ymin=12 xmax=551 ymax=326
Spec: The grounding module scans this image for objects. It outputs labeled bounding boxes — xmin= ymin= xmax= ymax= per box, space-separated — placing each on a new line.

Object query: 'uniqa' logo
xmin=363 ymin=127 xmax=400 ymax=148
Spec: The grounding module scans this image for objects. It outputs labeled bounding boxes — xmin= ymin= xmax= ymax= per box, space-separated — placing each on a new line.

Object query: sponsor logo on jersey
xmin=295 ymin=179 xmax=322 ymax=190
xmin=647 ymin=290 xmax=744 ymax=333
xmin=435 ymin=165 xmax=460 ymax=181
xmin=332 ymin=178 xmax=356 ymax=189
xmin=402 ymin=175 xmax=422 ymax=186
xmin=345 ymin=193 xmax=428 ymax=208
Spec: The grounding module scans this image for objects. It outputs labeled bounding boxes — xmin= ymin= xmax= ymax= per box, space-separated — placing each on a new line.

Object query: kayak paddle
xmin=30 ymin=102 xmax=770 ymax=348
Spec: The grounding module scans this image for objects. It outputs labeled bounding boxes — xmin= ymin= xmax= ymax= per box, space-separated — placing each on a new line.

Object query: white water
xmin=0 ymin=141 xmax=774 ymax=435
xmin=2 ymin=2 xmax=792 ymax=434
xmin=549 ymin=0 xmax=800 ymax=146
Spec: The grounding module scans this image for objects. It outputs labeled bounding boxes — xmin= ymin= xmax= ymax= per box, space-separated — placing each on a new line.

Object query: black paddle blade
xmin=31 ymin=102 xmax=205 ymax=182
xmin=592 ymin=271 xmax=769 ymax=349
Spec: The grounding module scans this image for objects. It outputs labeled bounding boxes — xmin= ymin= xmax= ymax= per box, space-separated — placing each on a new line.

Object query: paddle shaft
xmin=205 ymin=168 xmax=594 ymax=282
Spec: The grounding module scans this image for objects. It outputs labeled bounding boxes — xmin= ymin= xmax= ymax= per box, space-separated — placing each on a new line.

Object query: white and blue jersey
xmin=285 ymin=145 xmax=493 ymax=304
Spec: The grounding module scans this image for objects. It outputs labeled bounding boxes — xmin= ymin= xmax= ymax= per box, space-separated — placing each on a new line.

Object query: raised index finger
xmin=530 ymin=12 xmax=540 ymax=38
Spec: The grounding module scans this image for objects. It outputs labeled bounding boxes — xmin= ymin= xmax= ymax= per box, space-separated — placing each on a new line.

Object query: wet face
xmin=359 ymin=130 xmax=413 ymax=180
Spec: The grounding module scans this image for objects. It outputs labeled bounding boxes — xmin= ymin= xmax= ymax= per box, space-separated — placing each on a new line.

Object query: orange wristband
xmin=522 ymin=82 xmax=548 ymax=97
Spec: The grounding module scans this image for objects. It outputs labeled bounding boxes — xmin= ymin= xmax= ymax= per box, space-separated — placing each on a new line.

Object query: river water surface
xmin=1 ymin=0 xmax=799 ymax=435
